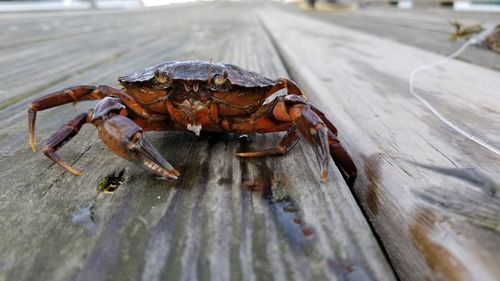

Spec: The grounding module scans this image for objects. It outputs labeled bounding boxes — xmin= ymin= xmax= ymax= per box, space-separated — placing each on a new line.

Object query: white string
xmin=408 ymin=37 xmax=500 ymax=156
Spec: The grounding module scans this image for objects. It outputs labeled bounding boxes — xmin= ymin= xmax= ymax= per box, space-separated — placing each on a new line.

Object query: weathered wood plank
xmin=280 ymin=4 xmax=500 ymax=71
xmin=0 ymin=3 xmax=395 ymax=281
xmin=0 ymin=4 xmax=204 ymax=108
xmin=259 ymin=7 xmax=500 ymax=281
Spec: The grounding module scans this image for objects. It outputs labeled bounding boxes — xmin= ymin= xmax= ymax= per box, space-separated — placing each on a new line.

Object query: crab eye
xmin=152 ymin=69 xmax=172 ymax=89
xmin=213 ymin=71 xmax=229 ymax=86
xmin=154 ymin=69 xmax=171 ymax=85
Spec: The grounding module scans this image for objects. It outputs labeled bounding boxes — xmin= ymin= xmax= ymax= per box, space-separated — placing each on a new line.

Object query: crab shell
xmin=118 ymin=60 xmax=278 ymax=89
xmin=116 ymin=60 xmax=285 ymax=134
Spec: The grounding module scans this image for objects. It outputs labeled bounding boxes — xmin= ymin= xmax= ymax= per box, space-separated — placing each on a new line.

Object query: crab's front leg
xmin=92 ymin=98 xmax=180 ymax=179
xmin=29 ymin=85 xmax=156 ymax=152
xmin=37 ymin=97 xmax=179 ymax=179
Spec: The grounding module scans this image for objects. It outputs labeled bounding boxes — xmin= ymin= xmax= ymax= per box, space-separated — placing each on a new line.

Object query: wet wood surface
xmin=259 ymin=8 xmax=500 ymax=281
xmin=0 ymin=3 xmax=396 ymax=281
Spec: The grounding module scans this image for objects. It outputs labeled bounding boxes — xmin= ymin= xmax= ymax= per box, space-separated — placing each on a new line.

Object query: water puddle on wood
xmin=71 ymin=201 xmax=97 ymax=234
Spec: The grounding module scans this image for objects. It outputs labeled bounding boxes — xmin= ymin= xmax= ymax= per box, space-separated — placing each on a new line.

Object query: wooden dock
xmin=0 ymin=3 xmax=499 ymax=281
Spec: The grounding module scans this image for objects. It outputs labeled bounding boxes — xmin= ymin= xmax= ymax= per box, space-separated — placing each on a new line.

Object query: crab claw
xmin=128 ymin=136 xmax=180 ymax=179
xmin=306 ymin=124 xmax=330 ymax=182
xmin=291 ymin=105 xmax=330 ymax=182
xmin=98 ymin=115 xmax=179 ymax=179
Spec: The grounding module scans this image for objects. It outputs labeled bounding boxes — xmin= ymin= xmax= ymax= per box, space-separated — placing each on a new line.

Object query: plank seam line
xmin=255 ymin=12 xmax=401 ymax=281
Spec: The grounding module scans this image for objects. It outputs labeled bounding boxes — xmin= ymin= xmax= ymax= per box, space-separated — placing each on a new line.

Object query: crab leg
xmin=236 ymin=126 xmax=301 ymax=157
xmin=232 ymin=95 xmax=330 ymax=180
xmin=29 ymin=86 xmax=96 ymax=151
xmin=267 ymin=78 xmax=305 ymax=97
xmin=42 ymin=112 xmax=91 ymax=176
xmin=289 ymin=103 xmax=331 ymax=182
xmin=29 ymin=85 xmax=154 ymax=151
xmin=36 ymin=97 xmax=179 ymax=178
xmin=311 ymin=105 xmax=357 ymax=186
xmin=325 ymin=134 xmax=357 ymax=187
xmin=268 ymin=81 xmax=357 ymax=183
xmin=234 ymin=95 xmax=356 ymax=184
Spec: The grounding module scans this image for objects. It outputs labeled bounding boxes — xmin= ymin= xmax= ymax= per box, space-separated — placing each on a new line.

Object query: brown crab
xmin=28 ymin=60 xmax=356 ymax=184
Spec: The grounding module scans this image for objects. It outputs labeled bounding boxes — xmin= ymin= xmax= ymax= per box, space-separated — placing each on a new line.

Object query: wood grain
xmin=259 ymin=8 xmax=500 ymax=281
xmin=0 ymin=3 xmax=395 ymax=281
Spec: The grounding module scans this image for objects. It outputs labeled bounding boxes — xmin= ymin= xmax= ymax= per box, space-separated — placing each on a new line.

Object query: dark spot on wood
xmin=364 ymin=154 xmax=382 ymax=216
xmin=251 ymin=160 xmax=315 ymax=251
xmin=327 ymin=258 xmax=376 ymax=281
xmin=238 ymin=137 xmax=315 ymax=249
xmin=283 ymin=204 xmax=299 ymax=213
xmin=327 ymin=259 xmax=354 ymax=281
xmin=413 ymin=186 xmax=500 ymax=232
xmin=410 ymin=209 xmax=473 ymax=281
xmin=302 ymin=227 xmax=314 ymax=236
xmin=217 ymin=177 xmax=232 ymax=185
xmin=410 ymin=161 xmax=500 ymax=197
xmin=238 ymin=135 xmax=251 ymax=184
xmin=198 ymin=133 xmax=218 ymax=183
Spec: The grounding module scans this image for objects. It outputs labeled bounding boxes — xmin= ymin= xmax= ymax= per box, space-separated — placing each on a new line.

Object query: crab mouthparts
xmin=187 ymin=123 xmax=202 ymax=136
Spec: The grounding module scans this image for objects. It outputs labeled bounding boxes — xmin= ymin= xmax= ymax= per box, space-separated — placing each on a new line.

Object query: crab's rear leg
xmin=289 ymin=102 xmax=332 ymax=182
xmin=308 ymin=105 xmax=357 ymax=186
xmin=237 ymin=126 xmax=301 ymax=157
xmin=235 ymin=95 xmax=356 ymax=184
xmin=323 ymin=129 xmax=357 ymax=186
xmin=234 ymin=95 xmax=329 ymax=181
xmin=234 ymin=79 xmax=308 ymax=158
xmin=288 ymin=101 xmax=357 ymax=185
xmin=29 ymin=85 xmax=151 ymax=151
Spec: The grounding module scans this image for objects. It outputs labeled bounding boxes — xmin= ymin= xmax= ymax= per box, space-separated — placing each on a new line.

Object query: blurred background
xmin=0 ymin=0 xmax=499 ymax=11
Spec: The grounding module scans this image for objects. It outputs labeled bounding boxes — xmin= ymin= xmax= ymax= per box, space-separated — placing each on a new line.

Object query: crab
xmin=28 ymin=60 xmax=356 ymax=184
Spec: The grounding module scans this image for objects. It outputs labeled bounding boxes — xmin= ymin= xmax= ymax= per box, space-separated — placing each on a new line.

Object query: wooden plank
xmin=280 ymin=4 xmax=500 ymax=71
xmin=258 ymin=8 xmax=500 ymax=281
xmin=0 ymin=4 xmax=204 ymax=108
xmin=0 ymin=3 xmax=395 ymax=281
